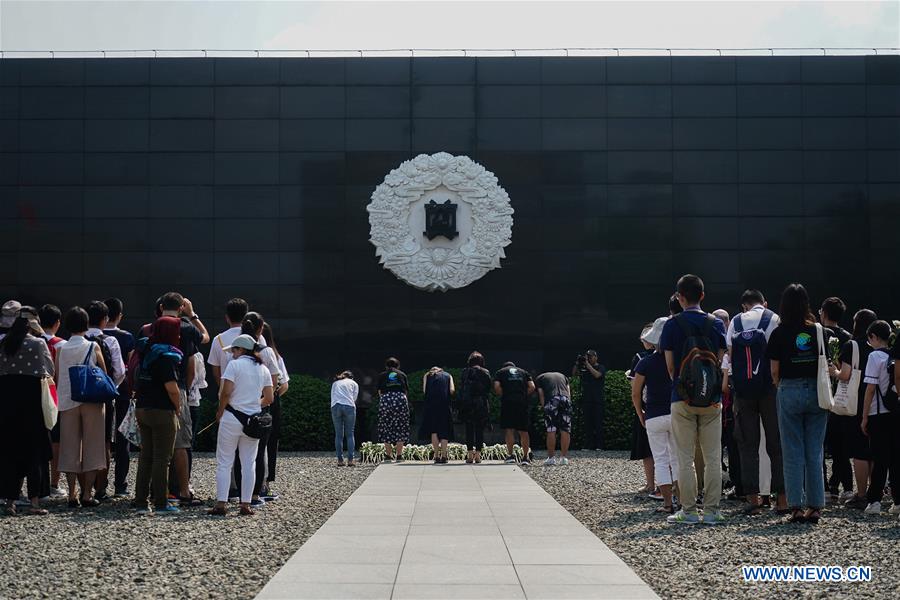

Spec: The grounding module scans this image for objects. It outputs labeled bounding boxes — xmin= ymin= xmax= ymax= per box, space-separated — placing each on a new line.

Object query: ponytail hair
xmin=241 ymin=311 xmax=264 ymax=339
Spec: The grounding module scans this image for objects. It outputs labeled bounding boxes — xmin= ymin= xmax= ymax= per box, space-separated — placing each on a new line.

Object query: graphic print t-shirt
xmin=378 ymin=369 xmax=408 ymax=395
xmin=494 ymin=366 xmax=532 ymax=403
xmin=765 ymin=324 xmax=830 ymax=380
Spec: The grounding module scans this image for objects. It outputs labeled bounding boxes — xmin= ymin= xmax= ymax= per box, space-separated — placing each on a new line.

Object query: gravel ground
xmin=0 ymin=453 xmax=373 ymax=600
xmin=528 ymin=451 xmax=900 ymax=600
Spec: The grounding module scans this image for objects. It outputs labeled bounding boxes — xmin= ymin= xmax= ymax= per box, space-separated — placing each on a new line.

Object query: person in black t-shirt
xmin=834 ymin=309 xmax=878 ymax=509
xmin=458 ymin=351 xmax=492 ymax=464
xmin=765 ymin=284 xmax=831 ymax=524
xmin=573 ymin=350 xmax=606 ymax=450
xmin=493 ymin=362 xmax=535 ymax=464
xmin=818 ymin=297 xmax=853 ymax=500
xmin=376 ymin=357 xmax=410 ymax=462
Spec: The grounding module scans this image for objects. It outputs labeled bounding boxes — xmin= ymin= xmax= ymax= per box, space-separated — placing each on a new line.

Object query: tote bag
xmin=69 ymin=343 xmax=118 ymax=404
xmin=832 ymin=340 xmax=860 ymax=416
xmin=41 ymin=377 xmax=58 ymax=429
xmin=117 ymin=395 xmax=141 ymax=447
xmin=815 ymin=324 xmax=834 ymax=411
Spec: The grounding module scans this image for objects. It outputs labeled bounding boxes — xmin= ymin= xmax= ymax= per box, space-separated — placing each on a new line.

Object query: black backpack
xmin=86 ymin=333 xmax=115 ymax=378
xmin=873 ymin=349 xmax=899 ymax=413
xmin=674 ymin=313 xmax=723 ymax=408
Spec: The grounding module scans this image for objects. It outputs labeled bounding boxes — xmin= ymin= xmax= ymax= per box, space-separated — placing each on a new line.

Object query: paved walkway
xmin=256 ymin=462 xmax=659 ymax=599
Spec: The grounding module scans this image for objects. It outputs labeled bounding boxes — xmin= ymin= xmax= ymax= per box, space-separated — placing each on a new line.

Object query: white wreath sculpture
xmin=367 ymin=152 xmax=514 ymax=292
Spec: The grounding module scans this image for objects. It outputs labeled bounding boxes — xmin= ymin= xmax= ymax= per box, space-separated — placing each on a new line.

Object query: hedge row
xmin=195 ymin=369 xmax=635 ymax=452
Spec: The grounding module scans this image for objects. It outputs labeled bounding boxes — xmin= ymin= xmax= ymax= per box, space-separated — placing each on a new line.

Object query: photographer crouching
xmin=573 ymin=350 xmax=606 ymax=450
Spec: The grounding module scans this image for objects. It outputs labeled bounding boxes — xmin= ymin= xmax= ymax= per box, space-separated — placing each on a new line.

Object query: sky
xmin=0 ymin=0 xmax=897 ymax=54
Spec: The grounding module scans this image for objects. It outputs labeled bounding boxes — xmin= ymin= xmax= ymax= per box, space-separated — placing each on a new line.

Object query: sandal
xmin=656 ymin=505 xmax=675 ymax=514
xmin=80 ymin=498 xmax=100 ymax=508
xmin=804 ymin=509 xmax=822 ymax=525
xmin=206 ymin=506 xmax=227 ymax=516
xmin=179 ymin=495 xmax=205 ymax=508
xmin=27 ymin=507 xmax=49 ymax=516
xmin=239 ymin=505 xmax=254 ymax=516
xmin=783 ymin=509 xmax=806 ymax=524
xmin=743 ymin=504 xmax=764 ymax=516
xmin=3 ymin=504 xmax=15 ymax=516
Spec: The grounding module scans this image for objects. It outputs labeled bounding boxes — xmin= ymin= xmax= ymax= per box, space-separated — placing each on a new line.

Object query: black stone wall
xmin=1 ymin=55 xmax=898 ymax=376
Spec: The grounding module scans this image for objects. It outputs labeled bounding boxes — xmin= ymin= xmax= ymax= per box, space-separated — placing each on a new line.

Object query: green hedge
xmin=194 ymin=369 xmax=635 ymax=452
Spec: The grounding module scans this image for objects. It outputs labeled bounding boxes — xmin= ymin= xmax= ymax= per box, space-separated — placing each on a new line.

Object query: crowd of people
xmin=0 ymin=294 xmax=289 ymax=517
xmin=2 ymin=275 xmax=897 ymax=527
xmin=626 ymin=275 xmax=899 ymax=525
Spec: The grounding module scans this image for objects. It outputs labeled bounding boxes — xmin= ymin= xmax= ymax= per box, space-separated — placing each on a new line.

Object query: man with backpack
xmin=726 ymin=289 xmax=788 ymax=515
xmin=85 ymin=300 xmax=126 ymax=501
xmin=660 ymin=274 xmax=727 ymax=525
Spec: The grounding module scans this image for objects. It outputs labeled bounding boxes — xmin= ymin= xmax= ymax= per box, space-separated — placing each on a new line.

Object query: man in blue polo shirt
xmin=659 ymin=274 xmax=727 ymax=525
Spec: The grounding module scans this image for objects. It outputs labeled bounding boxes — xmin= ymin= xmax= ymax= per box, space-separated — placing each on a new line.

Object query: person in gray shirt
xmin=535 ymin=372 xmax=572 ymax=466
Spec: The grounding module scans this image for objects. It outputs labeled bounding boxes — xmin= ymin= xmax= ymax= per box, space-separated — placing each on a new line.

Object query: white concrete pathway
xmin=256 ymin=462 xmax=659 ymax=600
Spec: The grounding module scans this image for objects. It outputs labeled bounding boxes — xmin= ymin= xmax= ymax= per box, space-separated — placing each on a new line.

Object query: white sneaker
xmin=504 ymin=457 xmax=516 ymax=464
xmin=666 ymin=509 xmax=700 ymax=524
xmin=888 ymin=503 xmax=900 ymax=515
xmin=839 ymin=491 xmax=856 ymax=503
xmin=864 ymin=501 xmax=882 ymax=515
xmin=558 ymin=457 xmax=569 ymax=466
xmin=543 ymin=457 xmax=557 ymax=466
xmin=49 ymin=487 xmax=66 ymax=498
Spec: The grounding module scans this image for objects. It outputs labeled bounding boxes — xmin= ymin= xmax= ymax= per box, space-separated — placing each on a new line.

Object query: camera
xmin=576 ymin=354 xmax=587 ymax=367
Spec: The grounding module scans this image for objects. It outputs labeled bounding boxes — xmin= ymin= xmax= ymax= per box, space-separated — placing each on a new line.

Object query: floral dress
xmin=377 ymin=369 xmax=410 ymax=444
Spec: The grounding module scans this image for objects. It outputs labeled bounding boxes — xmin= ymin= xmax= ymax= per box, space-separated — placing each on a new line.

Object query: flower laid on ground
xmin=359 ymin=442 xmax=525 ymax=464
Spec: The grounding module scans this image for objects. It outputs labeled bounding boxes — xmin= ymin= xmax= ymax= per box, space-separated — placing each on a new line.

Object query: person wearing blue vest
xmin=726 ymin=289 xmax=788 ymax=516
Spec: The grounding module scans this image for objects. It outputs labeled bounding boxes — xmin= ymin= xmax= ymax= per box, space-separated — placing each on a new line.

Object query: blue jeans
xmin=776 ymin=379 xmax=829 ymax=509
xmin=331 ymin=404 xmax=356 ymax=461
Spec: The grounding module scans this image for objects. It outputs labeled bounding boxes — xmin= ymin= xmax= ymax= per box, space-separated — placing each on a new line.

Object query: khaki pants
xmin=134 ymin=408 xmax=177 ymax=509
xmin=671 ymin=400 xmax=722 ymax=513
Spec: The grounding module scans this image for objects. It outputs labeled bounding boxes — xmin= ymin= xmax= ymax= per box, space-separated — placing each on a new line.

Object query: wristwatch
xmin=189 ymin=314 xmax=200 ymax=321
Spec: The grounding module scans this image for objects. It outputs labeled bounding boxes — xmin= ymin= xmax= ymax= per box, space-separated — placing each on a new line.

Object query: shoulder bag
xmin=41 ymin=377 xmax=58 ymax=429
xmin=831 ymin=340 xmax=859 ymax=416
xmin=815 ymin=324 xmax=834 ymax=411
xmin=69 ymin=343 xmax=119 ymax=404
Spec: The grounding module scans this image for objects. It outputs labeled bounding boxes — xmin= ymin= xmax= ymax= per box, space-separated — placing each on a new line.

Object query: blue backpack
xmin=730 ymin=310 xmax=774 ymax=397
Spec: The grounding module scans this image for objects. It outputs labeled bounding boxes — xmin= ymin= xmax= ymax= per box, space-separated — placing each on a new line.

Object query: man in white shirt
xmin=208 ymin=298 xmax=251 ymax=383
xmin=725 ymin=289 xmax=786 ymax=514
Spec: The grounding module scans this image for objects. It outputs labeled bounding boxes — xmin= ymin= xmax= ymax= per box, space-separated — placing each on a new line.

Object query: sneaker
xmin=844 ymin=495 xmax=868 ymax=510
xmin=543 ymin=457 xmax=557 ymax=466
xmin=49 ymin=487 xmax=67 ymax=498
xmin=702 ymin=511 xmax=726 ymax=525
xmin=864 ymin=501 xmax=882 ymax=515
xmin=888 ymin=504 xmax=900 ymax=516
xmin=228 ymin=496 xmax=240 ymax=503
xmin=558 ymin=457 xmax=569 ymax=466
xmin=114 ymin=489 xmax=129 ymax=499
xmin=648 ymin=490 xmax=664 ymax=501
xmin=527 ymin=450 xmax=535 ymax=462
xmin=156 ymin=505 xmax=181 ymax=515
xmin=504 ymin=457 xmax=516 ymax=464
xmin=136 ymin=506 xmax=152 ymax=515
xmin=14 ymin=498 xmax=30 ymax=507
xmin=666 ymin=509 xmax=701 ymax=524
xmin=250 ymin=498 xmax=266 ymax=508
xmin=520 ymin=459 xmax=531 ymax=466
xmin=839 ymin=491 xmax=856 ymax=503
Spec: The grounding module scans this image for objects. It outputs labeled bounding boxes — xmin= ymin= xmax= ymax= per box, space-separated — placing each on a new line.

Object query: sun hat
xmin=18 ymin=306 xmax=44 ymax=336
xmin=1 ymin=300 xmax=22 ymax=328
xmin=223 ymin=334 xmax=257 ymax=352
xmin=641 ymin=317 xmax=669 ymax=347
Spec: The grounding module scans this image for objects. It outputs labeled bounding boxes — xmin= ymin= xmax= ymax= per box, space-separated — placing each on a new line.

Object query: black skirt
xmin=630 ymin=413 xmax=652 ymax=460
xmin=0 ymin=375 xmax=51 ymax=498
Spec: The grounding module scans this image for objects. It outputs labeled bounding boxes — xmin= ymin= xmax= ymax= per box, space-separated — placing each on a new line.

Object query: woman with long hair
xmin=834 ymin=309 xmax=878 ymax=509
xmin=376 ymin=357 xmax=409 ymax=462
xmin=459 ymin=351 xmax=492 ymax=464
xmin=261 ymin=322 xmax=288 ymax=498
xmin=133 ymin=316 xmax=183 ymax=515
xmin=208 ymin=334 xmax=274 ymax=517
xmin=238 ymin=312 xmax=281 ymax=508
xmin=765 ymin=284 xmax=831 ymax=524
xmin=0 ymin=307 xmax=54 ymax=515
xmin=420 ymin=366 xmax=455 ymax=464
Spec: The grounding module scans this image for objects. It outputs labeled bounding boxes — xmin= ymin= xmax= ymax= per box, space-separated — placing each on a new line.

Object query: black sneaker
xmin=844 ymin=495 xmax=868 ymax=510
